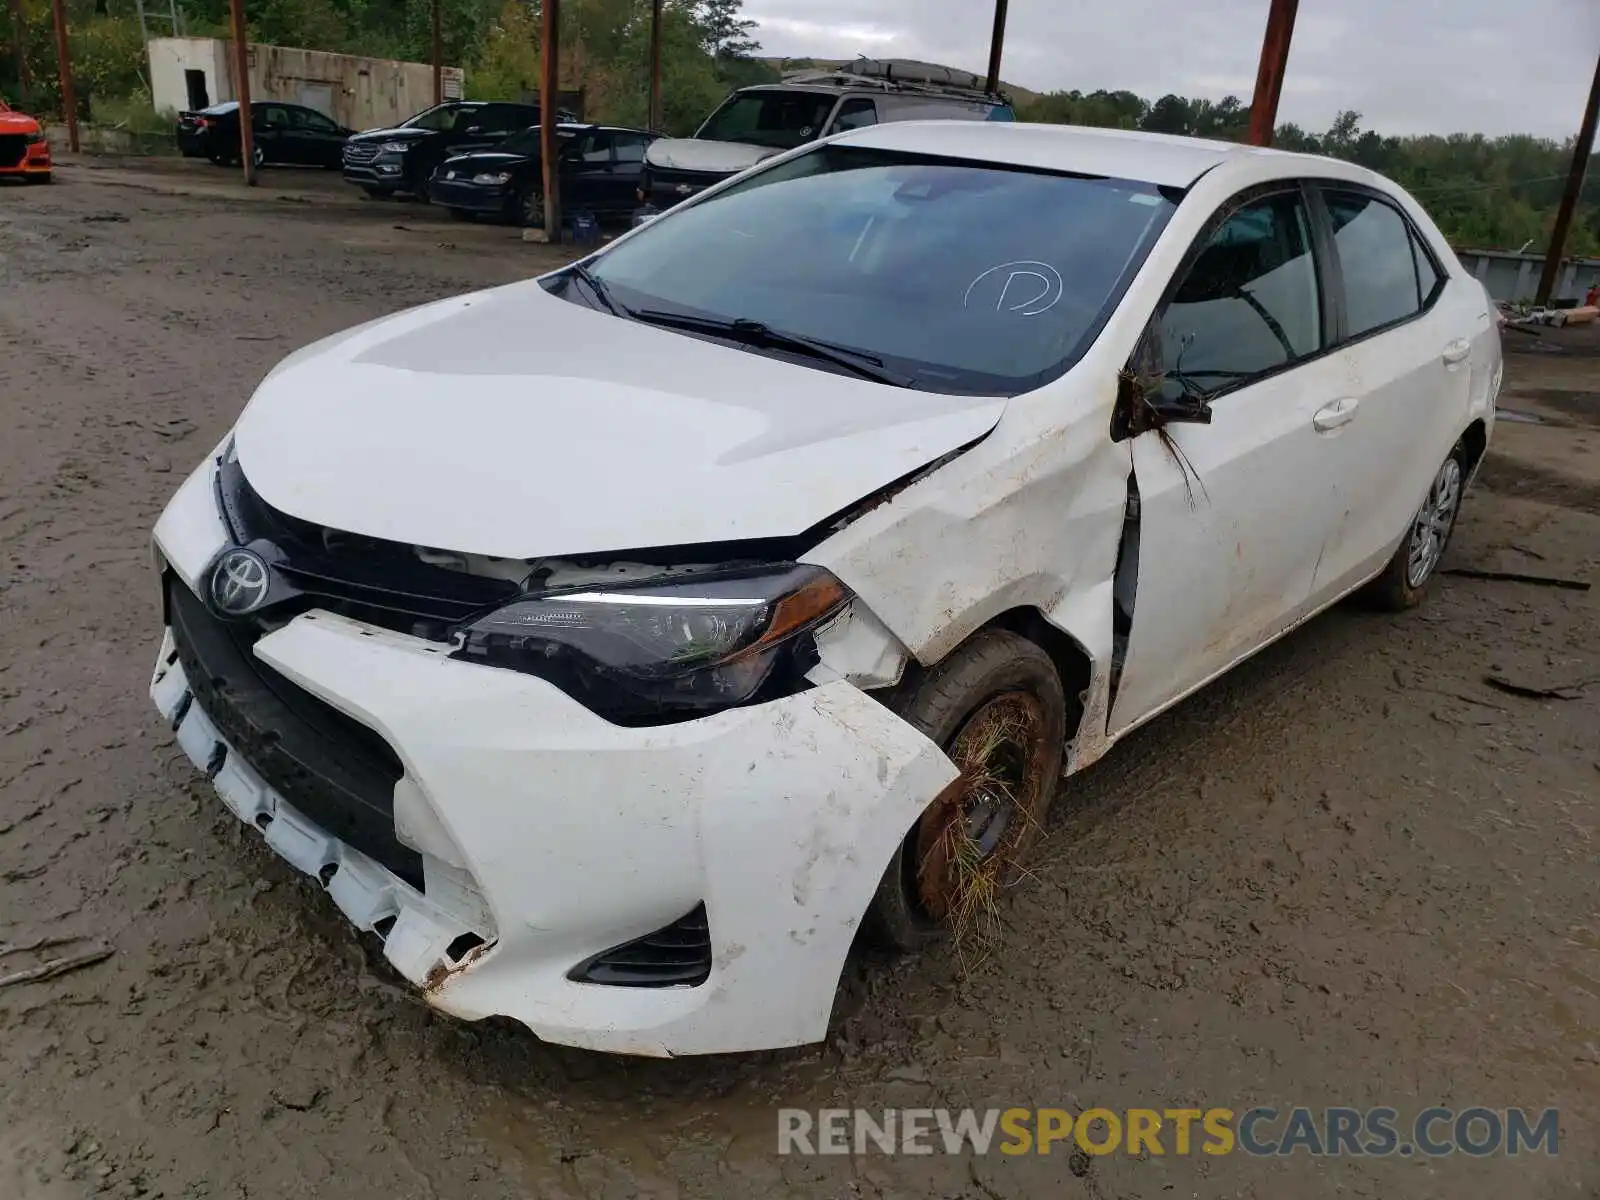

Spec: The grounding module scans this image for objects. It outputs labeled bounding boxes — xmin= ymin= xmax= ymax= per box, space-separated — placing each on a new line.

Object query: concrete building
xmin=147 ymin=37 xmax=463 ymax=130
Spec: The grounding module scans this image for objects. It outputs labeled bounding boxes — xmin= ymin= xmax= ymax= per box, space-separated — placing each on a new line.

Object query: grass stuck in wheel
xmin=915 ymin=692 xmax=1051 ymax=967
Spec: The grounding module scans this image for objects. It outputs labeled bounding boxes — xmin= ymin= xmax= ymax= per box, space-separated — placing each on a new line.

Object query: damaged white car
xmin=150 ymin=121 xmax=1500 ymax=1056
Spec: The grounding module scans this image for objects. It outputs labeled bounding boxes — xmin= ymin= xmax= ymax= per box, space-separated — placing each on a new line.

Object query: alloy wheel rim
xmin=522 ymin=190 xmax=544 ymax=226
xmin=1406 ymin=458 xmax=1462 ymax=588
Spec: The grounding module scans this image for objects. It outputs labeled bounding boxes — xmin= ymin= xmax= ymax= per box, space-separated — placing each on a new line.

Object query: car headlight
xmin=453 ymin=565 xmax=850 ymax=725
xmin=378 ymin=141 xmax=410 ymax=154
xmin=471 ymin=171 xmax=512 ymax=185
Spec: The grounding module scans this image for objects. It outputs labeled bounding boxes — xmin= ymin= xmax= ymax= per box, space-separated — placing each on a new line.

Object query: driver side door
xmin=1108 ymin=182 xmax=1355 ymax=735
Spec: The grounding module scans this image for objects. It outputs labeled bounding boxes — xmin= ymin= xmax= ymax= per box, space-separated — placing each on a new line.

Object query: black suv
xmin=637 ymin=59 xmax=1014 ymax=218
xmin=342 ymin=101 xmax=575 ymax=199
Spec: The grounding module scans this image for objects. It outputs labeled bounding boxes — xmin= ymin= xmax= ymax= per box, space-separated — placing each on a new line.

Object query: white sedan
xmin=149 ymin=120 xmax=1500 ymax=1056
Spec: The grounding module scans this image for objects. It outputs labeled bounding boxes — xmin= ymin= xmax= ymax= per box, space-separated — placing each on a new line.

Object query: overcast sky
xmin=745 ymin=0 xmax=1600 ymax=140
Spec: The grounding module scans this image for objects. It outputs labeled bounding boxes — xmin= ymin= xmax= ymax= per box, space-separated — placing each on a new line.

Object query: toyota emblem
xmin=209 ymin=548 xmax=272 ymax=616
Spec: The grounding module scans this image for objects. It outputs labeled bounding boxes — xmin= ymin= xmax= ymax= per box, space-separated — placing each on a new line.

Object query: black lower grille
xmin=167 ymin=574 xmax=425 ymax=889
xmin=569 ymin=905 xmax=712 ymax=987
xmin=0 ymin=135 xmax=26 ymax=169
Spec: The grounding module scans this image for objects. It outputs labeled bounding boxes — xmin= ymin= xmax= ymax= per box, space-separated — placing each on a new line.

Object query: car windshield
xmin=404 ymin=104 xmax=472 ymax=132
xmin=583 ymin=145 xmax=1179 ymax=395
xmin=497 ymin=125 xmax=574 ymax=156
xmin=695 ymin=90 xmax=838 ymax=149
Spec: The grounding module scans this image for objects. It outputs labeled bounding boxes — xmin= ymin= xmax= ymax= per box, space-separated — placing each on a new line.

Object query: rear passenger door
xmin=253 ymin=104 xmax=291 ymax=164
xmin=1110 ymin=183 xmax=1353 ymax=734
xmin=1299 ymin=185 xmax=1476 ymax=606
xmin=561 ymin=131 xmax=614 ymax=214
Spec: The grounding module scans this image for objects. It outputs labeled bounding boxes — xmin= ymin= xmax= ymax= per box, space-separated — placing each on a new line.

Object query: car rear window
xmin=587 ymin=144 xmax=1178 ymax=396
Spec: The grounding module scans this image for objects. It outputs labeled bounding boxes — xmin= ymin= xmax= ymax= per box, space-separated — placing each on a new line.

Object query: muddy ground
xmin=1 ymin=162 xmax=1597 ymax=1200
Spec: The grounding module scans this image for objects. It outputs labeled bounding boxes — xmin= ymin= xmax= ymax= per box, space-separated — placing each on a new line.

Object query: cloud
xmin=745 ymin=0 xmax=1600 ymax=139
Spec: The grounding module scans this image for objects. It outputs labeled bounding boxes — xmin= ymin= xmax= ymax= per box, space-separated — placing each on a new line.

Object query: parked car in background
xmin=635 ymin=58 xmax=1013 ymax=219
xmin=342 ymin=100 xmax=577 ymax=200
xmin=0 ymin=97 xmax=51 ymax=183
xmin=177 ymin=101 xmax=353 ymax=169
xmin=428 ymin=123 xmax=657 ymax=226
xmin=148 ymin=121 xmax=1499 ymax=1057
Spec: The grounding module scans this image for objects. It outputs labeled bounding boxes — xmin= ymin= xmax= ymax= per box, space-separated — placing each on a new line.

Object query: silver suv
xmin=636 ymin=59 xmax=1014 ymax=216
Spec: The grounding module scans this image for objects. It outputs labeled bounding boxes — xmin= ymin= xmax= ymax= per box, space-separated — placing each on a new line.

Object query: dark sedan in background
xmin=176 ymin=101 xmax=353 ymax=169
xmin=426 ymin=123 xmax=656 ymax=226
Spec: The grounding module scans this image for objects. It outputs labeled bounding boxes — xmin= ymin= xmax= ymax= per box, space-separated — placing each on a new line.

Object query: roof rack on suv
xmin=780 ymin=57 xmax=1009 ymax=105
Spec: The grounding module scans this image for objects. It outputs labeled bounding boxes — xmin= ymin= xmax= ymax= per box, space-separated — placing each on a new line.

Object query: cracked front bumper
xmin=150 ymin=456 xmax=956 ymax=1056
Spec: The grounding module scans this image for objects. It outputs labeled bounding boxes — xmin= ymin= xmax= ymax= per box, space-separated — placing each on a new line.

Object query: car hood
xmin=438 ymin=150 xmax=529 ymax=172
xmin=645 ymin=138 xmax=783 ymax=175
xmin=0 ymin=110 xmax=40 ymax=135
xmin=233 ymin=282 xmax=1006 ymax=559
xmin=349 ymin=126 xmax=431 ymax=144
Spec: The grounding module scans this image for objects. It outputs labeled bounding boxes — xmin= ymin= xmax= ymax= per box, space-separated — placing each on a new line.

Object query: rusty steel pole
xmin=9 ymin=0 xmax=27 ymax=100
xmin=648 ymin=0 xmax=662 ymax=130
xmin=539 ymin=0 xmax=561 ymax=241
xmin=48 ymin=0 xmax=77 ymax=151
xmin=983 ymin=0 xmax=1008 ymax=95
xmin=227 ymin=0 xmax=254 ymax=184
xmin=1246 ymin=0 xmax=1299 ymax=147
xmin=431 ymin=0 xmax=442 ymax=105
xmin=1535 ymin=49 xmax=1600 ymax=305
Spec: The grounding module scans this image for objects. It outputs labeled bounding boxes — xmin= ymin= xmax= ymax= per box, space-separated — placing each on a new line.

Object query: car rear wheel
xmin=863 ymin=630 xmax=1067 ymax=953
xmin=1369 ymin=439 xmax=1469 ymax=610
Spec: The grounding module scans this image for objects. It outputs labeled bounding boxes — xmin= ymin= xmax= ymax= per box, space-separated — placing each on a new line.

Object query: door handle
xmin=1442 ymin=338 xmax=1471 ymax=365
xmin=1313 ymin=397 xmax=1359 ymax=432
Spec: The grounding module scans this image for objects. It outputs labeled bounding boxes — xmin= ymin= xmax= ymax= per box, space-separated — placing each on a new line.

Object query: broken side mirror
xmin=1112 ymin=325 xmax=1213 ymax=441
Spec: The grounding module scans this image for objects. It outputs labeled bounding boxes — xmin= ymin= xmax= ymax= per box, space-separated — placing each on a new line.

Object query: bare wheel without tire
xmin=863 ymin=630 xmax=1068 ymax=954
xmin=1369 ymin=439 xmax=1469 ymax=610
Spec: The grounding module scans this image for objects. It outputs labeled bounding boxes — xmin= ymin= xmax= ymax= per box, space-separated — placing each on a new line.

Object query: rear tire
xmin=1368 ymin=439 xmax=1469 ymax=611
xmin=514 ymin=184 xmax=545 ymax=228
xmin=862 ymin=630 xmax=1068 ymax=953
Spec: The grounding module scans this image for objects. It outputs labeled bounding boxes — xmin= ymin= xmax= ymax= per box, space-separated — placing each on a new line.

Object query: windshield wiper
xmin=629 ymin=310 xmax=915 ymax=387
xmin=565 ymin=261 xmax=630 ymax=318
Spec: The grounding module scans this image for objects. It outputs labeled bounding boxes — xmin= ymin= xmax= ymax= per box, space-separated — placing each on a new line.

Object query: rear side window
xmin=1324 ymin=190 xmax=1427 ymax=337
xmin=831 ymin=99 xmax=878 ymax=133
xmin=1155 ymin=191 xmax=1322 ymax=398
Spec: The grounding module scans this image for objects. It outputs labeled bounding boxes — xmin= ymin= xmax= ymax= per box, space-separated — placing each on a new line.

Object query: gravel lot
xmin=1 ymin=162 xmax=1597 ymax=1200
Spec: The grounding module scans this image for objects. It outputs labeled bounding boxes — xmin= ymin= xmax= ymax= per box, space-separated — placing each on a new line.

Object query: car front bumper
xmin=0 ymin=139 xmax=51 ymax=175
xmin=149 ymin=451 xmax=957 ymax=1056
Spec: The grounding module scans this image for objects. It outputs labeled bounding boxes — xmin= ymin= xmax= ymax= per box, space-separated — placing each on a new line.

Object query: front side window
xmin=613 ymin=133 xmax=650 ymax=163
xmin=1155 ymin=191 xmax=1322 ymax=400
xmin=695 ymin=91 xmax=837 ymax=149
xmin=1325 ymin=190 xmax=1426 ymax=337
xmin=580 ymin=144 xmax=1178 ymax=395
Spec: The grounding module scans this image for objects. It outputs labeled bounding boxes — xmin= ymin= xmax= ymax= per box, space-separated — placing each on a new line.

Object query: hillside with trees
xmin=2 ymin=0 xmax=1594 ymax=252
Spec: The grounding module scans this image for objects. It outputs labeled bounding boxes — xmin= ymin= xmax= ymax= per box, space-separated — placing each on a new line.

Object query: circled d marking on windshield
xmin=963 ymin=260 xmax=1065 ymax=316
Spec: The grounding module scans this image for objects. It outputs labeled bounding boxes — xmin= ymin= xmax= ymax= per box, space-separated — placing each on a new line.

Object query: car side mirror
xmin=1112 ymin=324 xmax=1213 ymax=441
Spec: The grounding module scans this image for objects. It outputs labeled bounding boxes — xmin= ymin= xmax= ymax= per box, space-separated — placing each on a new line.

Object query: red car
xmin=0 ymin=97 xmax=52 ymax=183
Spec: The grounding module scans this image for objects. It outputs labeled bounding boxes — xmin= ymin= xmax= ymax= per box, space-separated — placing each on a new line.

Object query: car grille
xmin=343 ymin=143 xmax=381 ymax=165
xmin=568 ymin=905 xmax=712 ymax=987
xmin=215 ymin=454 xmax=518 ymax=642
xmin=0 ymin=135 xmax=26 ymax=168
xmin=166 ymin=574 xmax=424 ymax=889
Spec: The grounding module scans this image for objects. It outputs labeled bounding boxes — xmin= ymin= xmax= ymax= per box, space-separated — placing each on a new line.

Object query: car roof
xmin=830 ymin=120 xmax=1334 ymax=189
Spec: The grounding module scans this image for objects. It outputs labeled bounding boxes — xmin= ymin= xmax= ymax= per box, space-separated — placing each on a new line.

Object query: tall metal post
xmin=539 ymin=0 xmax=561 ymax=242
xmin=431 ymin=0 xmax=442 ymax=105
xmin=1535 ymin=49 xmax=1600 ymax=305
xmin=983 ymin=0 xmax=1008 ymax=95
xmin=9 ymin=0 xmax=28 ymax=100
xmin=49 ymin=0 xmax=77 ymax=151
xmin=1246 ymin=0 xmax=1298 ymax=147
xmin=648 ymin=0 xmax=662 ymax=130
xmin=227 ymin=0 xmax=255 ymax=184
